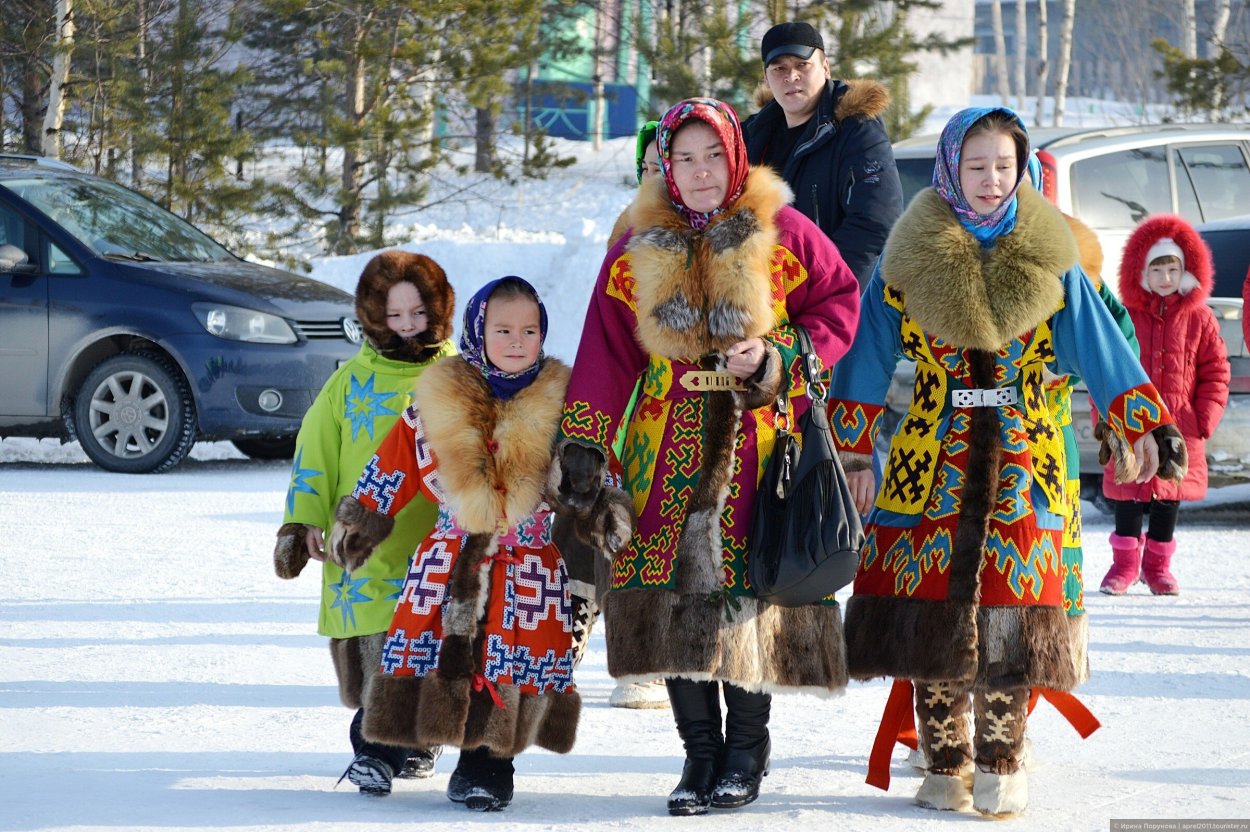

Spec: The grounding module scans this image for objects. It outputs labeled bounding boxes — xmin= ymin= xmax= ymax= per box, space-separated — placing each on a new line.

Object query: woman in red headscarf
xmin=552 ymin=98 xmax=861 ymax=815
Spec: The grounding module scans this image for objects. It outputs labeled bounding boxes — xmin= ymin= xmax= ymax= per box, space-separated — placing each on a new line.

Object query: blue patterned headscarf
xmin=1027 ymin=150 xmax=1044 ymax=194
xmin=933 ymin=106 xmax=1029 ymax=245
xmin=458 ymin=276 xmax=548 ymax=401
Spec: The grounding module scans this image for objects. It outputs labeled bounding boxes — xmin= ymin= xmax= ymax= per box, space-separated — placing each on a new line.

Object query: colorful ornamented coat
xmin=560 ymin=166 xmax=861 ymax=695
xmin=282 ymin=339 xmax=454 ymax=706
xmin=353 ymin=357 xmax=581 ymax=757
xmin=830 ymin=186 xmax=1175 ymax=692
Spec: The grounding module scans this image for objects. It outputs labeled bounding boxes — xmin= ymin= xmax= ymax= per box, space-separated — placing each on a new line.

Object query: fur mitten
xmin=1095 ymin=419 xmax=1139 ymax=484
xmin=327 ymin=496 xmax=394 ymax=573
xmin=552 ymin=442 xmax=606 ymax=513
xmin=1153 ymin=423 xmax=1189 ymax=483
xmin=273 ymin=522 xmax=312 ymax=579
xmin=736 ymin=341 xmax=784 ymax=411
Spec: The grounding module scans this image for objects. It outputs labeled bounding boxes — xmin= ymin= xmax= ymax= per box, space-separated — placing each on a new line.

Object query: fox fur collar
xmin=413 ymin=356 xmax=569 ymax=534
xmin=882 ymin=185 xmax=1076 ymax=350
xmin=625 ymin=166 xmax=791 ymax=359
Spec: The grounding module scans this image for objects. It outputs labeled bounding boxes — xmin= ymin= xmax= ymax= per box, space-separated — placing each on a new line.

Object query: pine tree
xmin=1153 ymin=38 xmax=1250 ymax=122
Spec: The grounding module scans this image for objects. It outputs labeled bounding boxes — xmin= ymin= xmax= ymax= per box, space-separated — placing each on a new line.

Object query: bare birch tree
xmin=42 ymin=0 xmax=74 ymax=158
xmin=1015 ymin=0 xmax=1026 ymax=112
xmin=1035 ymin=0 xmax=1049 ymax=126
xmin=1053 ymin=0 xmax=1075 ymax=126
xmin=1183 ymin=0 xmax=1197 ymax=58
xmin=990 ymin=0 xmax=1010 ymax=102
xmin=1209 ymin=0 xmax=1231 ymax=55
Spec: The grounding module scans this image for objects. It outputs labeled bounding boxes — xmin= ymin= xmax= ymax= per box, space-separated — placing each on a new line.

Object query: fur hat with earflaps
xmin=355 ymin=250 xmax=455 ymax=363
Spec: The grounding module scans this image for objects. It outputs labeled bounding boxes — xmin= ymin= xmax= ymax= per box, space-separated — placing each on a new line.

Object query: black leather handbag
xmin=747 ymin=325 xmax=864 ymax=606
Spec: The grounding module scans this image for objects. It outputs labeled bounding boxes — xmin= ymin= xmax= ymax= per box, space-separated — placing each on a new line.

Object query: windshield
xmin=0 ymin=175 xmax=231 ymax=262
xmin=895 ymin=155 xmax=936 ymax=206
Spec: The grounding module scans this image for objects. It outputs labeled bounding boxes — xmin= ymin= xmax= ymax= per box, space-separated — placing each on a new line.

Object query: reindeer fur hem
xmin=602 ymin=588 xmax=848 ymax=694
xmin=845 ymin=595 xmax=1080 ymax=690
xmin=329 ymin=633 xmax=387 ymax=709
xmin=362 ymin=672 xmax=581 ymax=756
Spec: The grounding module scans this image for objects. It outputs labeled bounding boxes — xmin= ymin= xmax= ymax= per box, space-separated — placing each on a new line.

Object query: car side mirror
xmin=0 ymin=243 xmax=37 ymax=275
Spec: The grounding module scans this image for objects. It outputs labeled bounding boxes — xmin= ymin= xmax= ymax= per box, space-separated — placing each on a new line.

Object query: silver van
xmin=891 ymin=124 xmax=1250 ymax=494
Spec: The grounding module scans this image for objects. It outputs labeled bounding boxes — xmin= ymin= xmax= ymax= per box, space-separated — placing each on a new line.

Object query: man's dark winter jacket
xmin=743 ymin=79 xmax=903 ymax=288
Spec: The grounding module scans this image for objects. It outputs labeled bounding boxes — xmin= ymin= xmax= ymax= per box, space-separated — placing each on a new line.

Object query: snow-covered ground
xmin=3 ymin=444 xmax=1249 ymax=832
xmin=5 ymin=92 xmax=1248 ymax=831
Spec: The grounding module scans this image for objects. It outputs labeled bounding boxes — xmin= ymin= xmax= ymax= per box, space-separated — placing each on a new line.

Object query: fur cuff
xmin=839 ymin=451 xmax=873 ymax=474
xmin=737 ymin=341 xmax=784 ymax=411
xmin=326 ymin=496 xmax=394 ymax=573
xmin=1154 ymin=423 xmax=1189 ymax=483
xmin=273 ymin=522 xmax=311 ymax=579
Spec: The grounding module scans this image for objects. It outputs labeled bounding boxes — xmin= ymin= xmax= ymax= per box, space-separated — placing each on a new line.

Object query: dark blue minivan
xmin=0 ymin=154 xmax=360 ymax=472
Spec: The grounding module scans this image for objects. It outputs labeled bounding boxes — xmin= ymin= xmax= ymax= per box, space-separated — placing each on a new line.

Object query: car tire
xmin=231 ymin=436 xmax=297 ymax=460
xmin=72 ymin=351 xmax=197 ymax=474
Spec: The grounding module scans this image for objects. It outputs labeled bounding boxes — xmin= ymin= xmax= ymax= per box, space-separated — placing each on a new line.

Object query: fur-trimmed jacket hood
xmin=881 ymin=185 xmax=1077 ymax=350
xmin=1117 ymin=214 xmax=1215 ymax=312
xmin=413 ymin=355 xmax=570 ymax=533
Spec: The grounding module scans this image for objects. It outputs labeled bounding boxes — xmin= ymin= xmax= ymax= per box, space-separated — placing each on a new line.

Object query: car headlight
xmin=192 ymin=303 xmax=297 ymax=344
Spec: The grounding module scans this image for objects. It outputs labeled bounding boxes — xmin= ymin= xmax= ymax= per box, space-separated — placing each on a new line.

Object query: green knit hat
xmin=635 ymin=120 xmax=660 ymax=184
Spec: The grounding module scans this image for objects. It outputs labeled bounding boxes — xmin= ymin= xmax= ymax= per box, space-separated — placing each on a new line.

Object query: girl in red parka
xmin=1101 ymin=215 xmax=1230 ymax=596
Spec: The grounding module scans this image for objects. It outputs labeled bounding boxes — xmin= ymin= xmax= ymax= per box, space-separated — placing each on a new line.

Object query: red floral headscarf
xmin=656 ymin=98 xmax=750 ymax=229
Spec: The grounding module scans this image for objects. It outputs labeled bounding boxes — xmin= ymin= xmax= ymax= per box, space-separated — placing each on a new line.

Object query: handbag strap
xmin=770 ymin=323 xmax=825 ymax=429
xmin=791 ymin=323 xmax=827 ymax=406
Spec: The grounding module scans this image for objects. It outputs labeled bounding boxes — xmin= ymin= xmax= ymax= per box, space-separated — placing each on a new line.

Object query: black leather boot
xmin=665 ymin=678 xmax=724 ymax=816
xmin=712 ymin=683 xmax=771 ymax=809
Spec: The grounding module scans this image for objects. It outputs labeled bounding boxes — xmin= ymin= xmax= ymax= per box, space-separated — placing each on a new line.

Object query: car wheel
xmin=231 ymin=436 xmax=296 ymax=460
xmin=72 ymin=352 xmax=197 ymax=473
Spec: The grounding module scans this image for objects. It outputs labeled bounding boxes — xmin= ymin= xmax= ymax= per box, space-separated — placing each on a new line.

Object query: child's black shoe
xmin=340 ymin=752 xmax=394 ymax=796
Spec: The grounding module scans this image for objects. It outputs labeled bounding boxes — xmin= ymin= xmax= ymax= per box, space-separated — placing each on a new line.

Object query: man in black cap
xmin=743 ymin=21 xmax=903 ymax=288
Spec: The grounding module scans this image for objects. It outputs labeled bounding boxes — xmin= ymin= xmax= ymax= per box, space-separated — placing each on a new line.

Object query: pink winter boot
xmin=1142 ymin=537 xmax=1180 ymax=595
xmin=1100 ymin=533 xmax=1143 ymax=595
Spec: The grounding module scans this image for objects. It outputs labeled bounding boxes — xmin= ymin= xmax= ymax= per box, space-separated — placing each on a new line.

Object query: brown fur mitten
xmin=1096 ymin=419 xmax=1140 ymax=484
xmin=580 ymin=485 xmax=636 ymax=557
xmin=326 ymin=496 xmax=394 ymax=573
xmin=552 ymin=442 xmax=606 ymax=514
xmin=1153 ymin=424 xmax=1189 ymax=483
xmin=273 ymin=523 xmax=313 ymax=579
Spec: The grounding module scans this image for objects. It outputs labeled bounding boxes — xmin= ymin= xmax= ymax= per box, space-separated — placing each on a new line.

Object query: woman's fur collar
xmin=624 ymin=166 xmax=790 ymax=359
xmin=882 ymin=186 xmax=1076 ymax=350
xmin=414 ymin=357 xmax=569 ymax=534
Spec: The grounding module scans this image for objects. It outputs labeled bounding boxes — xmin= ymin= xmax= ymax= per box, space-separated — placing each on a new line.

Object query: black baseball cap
xmin=761 ymin=21 xmax=825 ymax=66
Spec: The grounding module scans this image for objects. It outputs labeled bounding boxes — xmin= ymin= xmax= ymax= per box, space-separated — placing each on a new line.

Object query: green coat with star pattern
xmin=283 ymin=339 xmax=455 ymax=639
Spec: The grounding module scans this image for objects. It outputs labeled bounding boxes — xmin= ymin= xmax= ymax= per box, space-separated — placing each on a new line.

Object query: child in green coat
xmin=273 ymin=250 xmax=456 ymax=796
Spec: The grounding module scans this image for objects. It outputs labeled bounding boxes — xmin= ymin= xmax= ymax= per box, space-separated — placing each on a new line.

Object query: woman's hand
xmin=305 ymin=526 xmax=326 ymax=563
xmin=847 ymin=468 xmax=877 ymax=517
xmin=725 ymin=337 xmax=766 ymax=379
xmin=1133 ymin=432 xmax=1160 ymax=483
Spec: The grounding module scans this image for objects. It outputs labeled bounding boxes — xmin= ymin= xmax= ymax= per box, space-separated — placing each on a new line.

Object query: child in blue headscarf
xmin=828 ymin=107 xmax=1187 ymax=818
xmin=326 ymin=276 xmax=612 ymax=812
